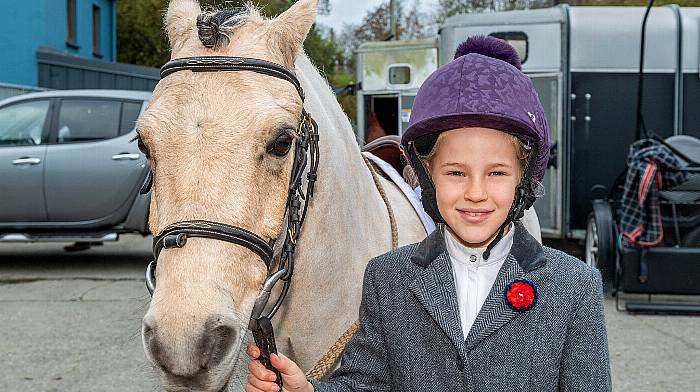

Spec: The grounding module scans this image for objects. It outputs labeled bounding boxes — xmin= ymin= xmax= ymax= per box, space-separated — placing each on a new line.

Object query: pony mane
xmin=196 ymin=2 xmax=263 ymax=49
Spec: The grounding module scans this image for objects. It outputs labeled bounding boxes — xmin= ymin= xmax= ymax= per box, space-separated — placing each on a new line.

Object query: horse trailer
xmin=355 ymin=5 xmax=700 ymax=241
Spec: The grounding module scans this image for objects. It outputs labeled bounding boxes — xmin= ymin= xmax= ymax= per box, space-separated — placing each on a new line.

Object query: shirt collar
xmin=410 ymin=221 xmax=547 ymax=273
xmin=444 ymin=223 xmax=514 ymax=267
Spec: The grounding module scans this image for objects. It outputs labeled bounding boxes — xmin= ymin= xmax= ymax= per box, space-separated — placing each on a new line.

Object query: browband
xmin=160 ymin=56 xmax=305 ymax=101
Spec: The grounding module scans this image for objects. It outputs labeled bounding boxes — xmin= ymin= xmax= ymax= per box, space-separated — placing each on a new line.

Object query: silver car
xmin=0 ymin=90 xmax=152 ymax=249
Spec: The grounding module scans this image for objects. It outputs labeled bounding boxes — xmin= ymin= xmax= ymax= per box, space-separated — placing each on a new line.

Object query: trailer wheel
xmin=585 ymin=200 xmax=616 ymax=292
xmin=682 ymin=226 xmax=700 ymax=247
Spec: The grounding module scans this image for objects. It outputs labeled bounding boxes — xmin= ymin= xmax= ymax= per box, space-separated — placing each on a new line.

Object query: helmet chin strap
xmin=407 ymin=141 xmax=445 ymax=224
xmin=482 ymin=185 xmax=528 ymax=260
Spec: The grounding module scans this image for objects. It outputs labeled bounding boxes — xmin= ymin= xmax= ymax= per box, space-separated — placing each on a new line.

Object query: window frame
xmin=0 ymin=98 xmax=55 ymax=148
xmin=92 ymin=4 xmax=102 ymax=58
xmin=386 ymin=63 xmax=413 ymax=87
xmin=50 ymin=98 xmax=130 ymax=145
xmin=119 ymin=100 xmax=145 ymax=136
xmin=66 ymin=0 xmax=79 ymax=49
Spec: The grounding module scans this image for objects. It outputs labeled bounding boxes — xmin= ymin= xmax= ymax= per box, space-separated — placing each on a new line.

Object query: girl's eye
xmin=490 ymin=171 xmax=506 ymax=176
xmin=447 ymin=171 xmax=464 ymax=177
xmin=267 ymin=132 xmax=294 ymax=157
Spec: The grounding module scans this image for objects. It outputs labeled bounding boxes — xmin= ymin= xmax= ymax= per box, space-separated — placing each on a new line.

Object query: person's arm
xmin=246 ymin=261 xmax=392 ymax=392
xmin=558 ymin=269 xmax=612 ymax=391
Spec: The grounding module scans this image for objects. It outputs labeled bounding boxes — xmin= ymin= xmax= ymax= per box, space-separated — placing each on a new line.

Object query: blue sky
xmin=317 ymin=0 xmax=439 ymax=32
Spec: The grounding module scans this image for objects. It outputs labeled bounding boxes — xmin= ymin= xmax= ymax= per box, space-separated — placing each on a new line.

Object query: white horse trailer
xmin=356 ymin=38 xmax=438 ymax=140
xmin=355 ymin=5 xmax=700 ymax=240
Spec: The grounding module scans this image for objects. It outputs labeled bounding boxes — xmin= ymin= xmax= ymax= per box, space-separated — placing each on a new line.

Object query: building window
xmin=66 ymin=0 xmax=78 ymax=48
xmin=92 ymin=5 xmax=102 ymax=57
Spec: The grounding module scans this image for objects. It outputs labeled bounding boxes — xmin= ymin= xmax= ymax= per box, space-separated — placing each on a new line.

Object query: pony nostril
xmin=143 ymin=323 xmax=153 ymax=338
xmin=200 ymin=316 xmax=238 ymax=370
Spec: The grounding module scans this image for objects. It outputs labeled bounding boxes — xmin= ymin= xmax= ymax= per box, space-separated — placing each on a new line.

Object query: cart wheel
xmin=585 ymin=200 xmax=615 ymax=292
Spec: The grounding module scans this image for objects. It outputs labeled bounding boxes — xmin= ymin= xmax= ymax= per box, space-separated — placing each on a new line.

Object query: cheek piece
xmin=406 ymin=141 xmax=537 ymax=260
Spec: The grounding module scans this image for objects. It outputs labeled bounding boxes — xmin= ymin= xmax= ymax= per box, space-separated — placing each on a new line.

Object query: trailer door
xmin=529 ymin=73 xmax=563 ymax=237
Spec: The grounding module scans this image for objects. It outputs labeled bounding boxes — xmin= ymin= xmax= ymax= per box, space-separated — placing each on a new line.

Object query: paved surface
xmin=1 ymin=236 xmax=699 ymax=391
xmin=0 ymin=236 xmax=158 ymax=392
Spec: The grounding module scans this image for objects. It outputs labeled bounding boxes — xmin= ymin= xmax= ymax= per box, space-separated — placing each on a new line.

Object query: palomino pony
xmin=139 ymin=1 xmax=541 ymax=391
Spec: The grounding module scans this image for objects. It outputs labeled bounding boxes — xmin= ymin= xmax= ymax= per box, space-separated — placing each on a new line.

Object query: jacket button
xmin=470 ymin=255 xmax=477 ymax=263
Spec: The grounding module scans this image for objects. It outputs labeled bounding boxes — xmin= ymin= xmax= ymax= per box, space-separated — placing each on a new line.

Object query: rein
xmin=142 ymin=56 xmax=320 ymax=389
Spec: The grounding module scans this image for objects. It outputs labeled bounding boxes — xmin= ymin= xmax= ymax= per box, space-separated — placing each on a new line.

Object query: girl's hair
xmin=422 ymin=132 xmax=533 ymax=179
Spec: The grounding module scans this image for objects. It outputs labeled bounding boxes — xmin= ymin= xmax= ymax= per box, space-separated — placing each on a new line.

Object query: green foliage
xmin=117 ymin=0 xmax=340 ymax=74
xmin=116 ymin=0 xmax=352 ymax=124
xmin=328 ymin=70 xmax=358 ymax=128
xmin=116 ymin=0 xmax=171 ymax=67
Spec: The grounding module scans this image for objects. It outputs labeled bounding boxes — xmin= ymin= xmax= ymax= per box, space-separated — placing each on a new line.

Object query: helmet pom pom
xmin=454 ymin=35 xmax=522 ymax=70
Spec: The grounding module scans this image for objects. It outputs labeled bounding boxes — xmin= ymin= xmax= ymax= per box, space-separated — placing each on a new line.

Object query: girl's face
xmin=428 ymin=127 xmax=521 ymax=248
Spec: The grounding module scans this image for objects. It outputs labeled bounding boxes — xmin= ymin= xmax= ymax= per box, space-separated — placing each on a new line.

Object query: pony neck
xmin=293 ymin=55 xmax=385 ymax=251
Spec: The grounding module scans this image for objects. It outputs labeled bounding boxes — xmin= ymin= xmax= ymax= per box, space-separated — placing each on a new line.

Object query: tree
xmin=117 ymin=0 xmax=339 ymax=72
xmin=435 ymin=0 xmax=553 ymax=22
xmin=339 ymin=0 xmax=434 ymax=63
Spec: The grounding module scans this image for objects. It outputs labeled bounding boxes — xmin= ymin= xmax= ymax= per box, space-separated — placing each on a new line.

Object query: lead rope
xmin=305 ymin=157 xmax=398 ymax=380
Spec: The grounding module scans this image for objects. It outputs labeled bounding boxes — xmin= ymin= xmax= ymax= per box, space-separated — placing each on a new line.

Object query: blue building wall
xmin=0 ymin=0 xmax=116 ymax=88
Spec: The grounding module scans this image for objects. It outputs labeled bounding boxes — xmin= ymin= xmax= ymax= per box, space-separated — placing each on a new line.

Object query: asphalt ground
xmin=1 ymin=236 xmax=699 ymax=392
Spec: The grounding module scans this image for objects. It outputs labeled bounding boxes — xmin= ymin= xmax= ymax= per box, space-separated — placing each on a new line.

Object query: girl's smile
xmin=457 ymin=208 xmax=493 ymax=224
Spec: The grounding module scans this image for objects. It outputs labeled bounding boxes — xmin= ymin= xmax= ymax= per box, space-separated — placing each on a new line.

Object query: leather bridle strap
xmin=152 ymin=220 xmax=274 ymax=264
xmin=160 ymin=56 xmax=305 ymax=100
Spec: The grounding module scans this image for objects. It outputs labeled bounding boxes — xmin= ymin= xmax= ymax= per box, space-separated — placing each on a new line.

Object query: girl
xmin=245 ymin=35 xmax=611 ymax=392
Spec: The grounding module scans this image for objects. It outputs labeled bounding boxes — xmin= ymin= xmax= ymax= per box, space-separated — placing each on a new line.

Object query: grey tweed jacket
xmin=310 ymin=222 xmax=611 ymax=391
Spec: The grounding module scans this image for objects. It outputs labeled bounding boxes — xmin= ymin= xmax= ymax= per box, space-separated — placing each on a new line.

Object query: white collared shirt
xmin=444 ymin=224 xmax=514 ymax=339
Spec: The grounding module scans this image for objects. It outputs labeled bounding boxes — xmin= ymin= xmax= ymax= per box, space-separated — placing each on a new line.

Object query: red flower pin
xmin=505 ymin=279 xmax=537 ymax=311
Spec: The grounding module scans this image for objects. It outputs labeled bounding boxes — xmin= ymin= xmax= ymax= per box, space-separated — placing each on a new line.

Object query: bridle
xmin=142 ymin=56 xmax=320 ymax=389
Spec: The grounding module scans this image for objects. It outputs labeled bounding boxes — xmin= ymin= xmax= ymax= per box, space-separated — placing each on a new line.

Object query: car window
xmin=120 ymin=101 xmax=142 ymax=135
xmin=0 ymin=100 xmax=50 ymax=146
xmin=57 ymin=99 xmax=121 ymax=143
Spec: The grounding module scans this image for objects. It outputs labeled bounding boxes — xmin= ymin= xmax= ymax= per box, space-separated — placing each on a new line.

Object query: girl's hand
xmin=246 ymin=343 xmax=314 ymax=392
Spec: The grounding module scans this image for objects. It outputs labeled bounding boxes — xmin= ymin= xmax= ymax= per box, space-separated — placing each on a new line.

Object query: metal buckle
xmin=248 ymin=269 xmax=287 ymax=328
xmin=145 ymin=260 xmax=157 ymax=295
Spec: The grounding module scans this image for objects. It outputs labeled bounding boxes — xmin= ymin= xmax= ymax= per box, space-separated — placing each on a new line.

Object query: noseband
xmin=143 ymin=56 xmax=320 ymax=389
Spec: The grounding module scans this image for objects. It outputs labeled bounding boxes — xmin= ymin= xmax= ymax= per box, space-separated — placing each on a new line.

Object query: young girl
xmin=245 ymin=35 xmax=611 ymax=392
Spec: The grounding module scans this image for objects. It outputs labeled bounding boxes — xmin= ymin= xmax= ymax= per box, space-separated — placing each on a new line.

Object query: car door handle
xmin=111 ymin=153 xmax=141 ymax=161
xmin=12 ymin=157 xmax=42 ymax=165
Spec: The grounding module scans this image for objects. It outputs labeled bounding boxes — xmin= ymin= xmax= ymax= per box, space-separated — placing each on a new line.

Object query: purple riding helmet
xmin=401 ymin=35 xmax=550 ymax=259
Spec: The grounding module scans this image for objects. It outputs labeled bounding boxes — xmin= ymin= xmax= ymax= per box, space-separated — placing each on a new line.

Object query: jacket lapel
xmin=464 ymin=222 xmax=550 ymax=351
xmin=408 ymin=227 xmax=466 ymax=351
xmin=464 ymin=254 xmax=522 ymax=350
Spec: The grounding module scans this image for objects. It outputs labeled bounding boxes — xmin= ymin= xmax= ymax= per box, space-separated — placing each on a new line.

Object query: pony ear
xmin=271 ymin=0 xmax=318 ymax=68
xmin=165 ymin=0 xmax=202 ymax=57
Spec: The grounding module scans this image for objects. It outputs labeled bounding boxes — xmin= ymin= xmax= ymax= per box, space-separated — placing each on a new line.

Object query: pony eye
xmin=267 ymin=132 xmax=294 ymax=157
xmin=137 ymin=137 xmax=150 ymax=159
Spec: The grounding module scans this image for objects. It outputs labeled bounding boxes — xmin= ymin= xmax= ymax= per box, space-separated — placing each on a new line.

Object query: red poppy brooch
xmin=505 ymin=279 xmax=537 ymax=311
